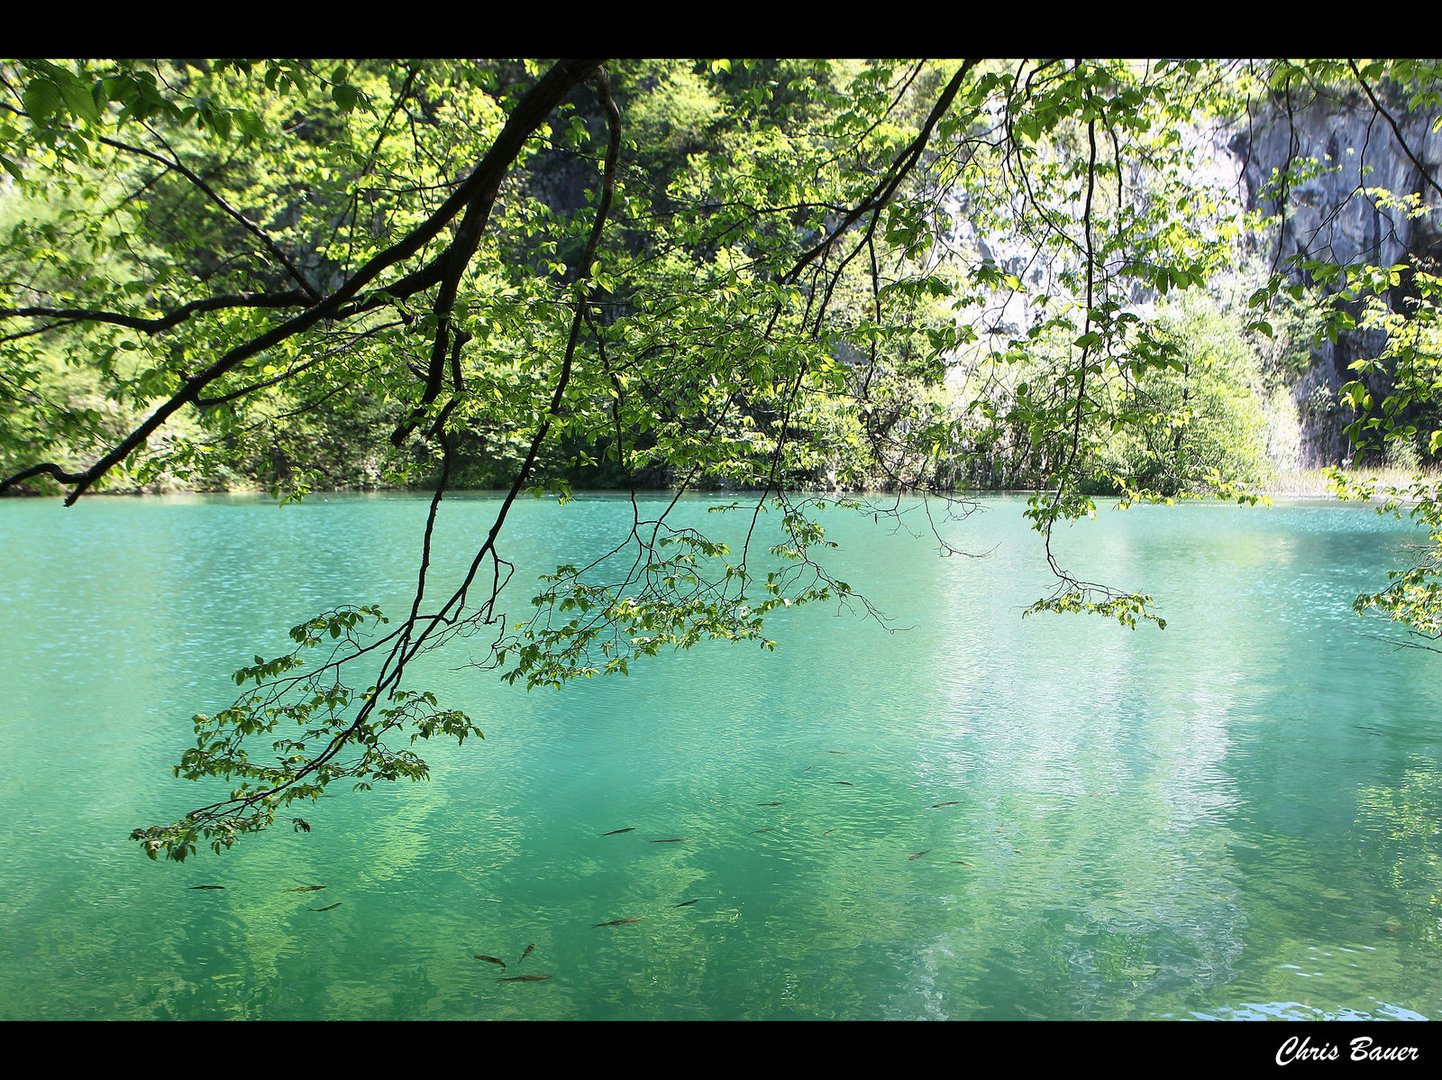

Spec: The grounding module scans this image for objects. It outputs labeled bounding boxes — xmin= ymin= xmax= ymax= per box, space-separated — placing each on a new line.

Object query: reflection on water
xmin=0 ymin=493 xmax=1439 ymax=1019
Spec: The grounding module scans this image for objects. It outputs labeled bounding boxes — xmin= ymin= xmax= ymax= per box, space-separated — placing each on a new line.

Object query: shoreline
xmin=4 ymin=467 xmax=1439 ymax=504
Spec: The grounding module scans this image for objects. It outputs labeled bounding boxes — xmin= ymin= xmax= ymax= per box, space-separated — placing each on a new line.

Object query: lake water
xmin=1 ymin=492 xmax=1439 ymax=1020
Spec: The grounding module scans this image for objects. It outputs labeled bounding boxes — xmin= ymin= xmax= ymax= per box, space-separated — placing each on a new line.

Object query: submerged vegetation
xmin=0 ymin=59 xmax=1440 ymax=858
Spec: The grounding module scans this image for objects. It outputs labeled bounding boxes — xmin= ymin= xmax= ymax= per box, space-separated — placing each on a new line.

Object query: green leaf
xmin=234 ymin=110 xmax=267 ymax=140
xmin=22 ymin=79 xmax=62 ymax=122
xmin=331 ymin=83 xmax=361 ymax=112
xmin=58 ymin=73 xmax=100 ymax=124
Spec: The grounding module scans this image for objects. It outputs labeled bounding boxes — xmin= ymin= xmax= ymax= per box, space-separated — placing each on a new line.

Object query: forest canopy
xmin=1 ymin=58 xmax=1439 ymax=860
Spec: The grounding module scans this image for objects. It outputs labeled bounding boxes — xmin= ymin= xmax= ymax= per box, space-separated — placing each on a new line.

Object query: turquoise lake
xmin=1 ymin=491 xmax=1439 ymax=1021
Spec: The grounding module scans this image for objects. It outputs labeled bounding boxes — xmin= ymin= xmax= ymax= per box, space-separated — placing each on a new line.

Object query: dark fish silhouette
xmin=518 ymin=944 xmax=535 ymax=964
xmin=930 ymin=801 xmax=959 ymax=809
xmin=600 ymin=827 xmax=635 ymax=836
xmin=188 ymin=885 xmax=225 ymax=890
xmin=757 ymin=801 xmax=783 ymax=807
xmin=909 ymin=850 xmax=930 ymax=860
xmin=651 ymin=837 xmax=687 ymax=843
xmin=827 ymin=750 xmax=849 ymax=755
xmin=675 ymin=898 xmax=702 ymax=907
xmin=473 ymin=955 xmax=507 ymax=969
xmin=286 ymin=885 xmax=326 ymax=892
xmin=950 ymin=860 xmax=976 ymax=867
xmin=311 ymin=902 xmax=342 ymax=911
xmin=833 ymin=781 xmax=854 ymax=787
xmin=593 ymin=917 xmax=644 ymax=928
xmin=499 ymin=974 xmax=551 ymax=982
xmin=823 ymin=829 xmax=835 ymax=836
xmin=754 ymin=828 xmax=772 ymax=834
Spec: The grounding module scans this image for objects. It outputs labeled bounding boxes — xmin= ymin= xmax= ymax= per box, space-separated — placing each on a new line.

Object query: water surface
xmin=1 ymin=492 xmax=1438 ymax=1020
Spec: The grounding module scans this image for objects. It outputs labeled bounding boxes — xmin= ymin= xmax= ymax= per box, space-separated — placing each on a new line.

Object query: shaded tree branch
xmin=1 ymin=290 xmax=310 ymax=334
xmin=786 ymin=59 xmax=978 ymax=284
xmin=1348 ymin=59 xmax=1442 ymax=202
xmin=99 ymin=131 xmax=322 ymax=301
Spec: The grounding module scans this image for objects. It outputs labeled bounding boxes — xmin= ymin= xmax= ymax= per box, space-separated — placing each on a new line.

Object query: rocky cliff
xmin=1226 ymin=82 xmax=1442 ymax=465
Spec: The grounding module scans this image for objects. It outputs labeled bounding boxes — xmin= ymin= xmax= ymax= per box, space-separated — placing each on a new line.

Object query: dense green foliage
xmin=1 ymin=58 xmax=1439 ymax=858
xmin=1328 ymin=264 xmax=1442 ymax=643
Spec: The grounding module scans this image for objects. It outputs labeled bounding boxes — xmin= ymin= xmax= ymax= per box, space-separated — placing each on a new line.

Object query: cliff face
xmin=1226 ymin=88 xmax=1442 ymax=465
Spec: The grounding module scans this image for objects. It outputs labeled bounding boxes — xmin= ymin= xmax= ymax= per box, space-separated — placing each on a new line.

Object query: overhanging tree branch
xmin=100 ymin=129 xmax=323 ymax=301
xmin=0 ymin=58 xmax=605 ymax=504
xmin=0 ymin=290 xmax=310 ymax=333
xmin=1348 ymin=59 xmax=1442 ymax=202
xmin=128 ymin=63 xmax=624 ymax=860
xmin=785 ymin=59 xmax=979 ymax=284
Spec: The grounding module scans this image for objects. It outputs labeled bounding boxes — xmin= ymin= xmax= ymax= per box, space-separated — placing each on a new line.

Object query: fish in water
xmin=473 ymin=955 xmax=507 ymax=970
xmin=188 ymin=885 xmax=225 ymax=890
xmin=650 ymin=837 xmax=687 ymax=843
xmin=827 ymin=750 xmax=849 ymax=755
xmin=593 ymin=917 xmax=644 ymax=928
xmin=950 ymin=860 xmax=976 ymax=867
xmin=311 ymin=902 xmax=342 ymax=911
xmin=909 ymin=850 xmax=930 ymax=860
xmin=286 ymin=885 xmax=326 ymax=892
xmin=600 ymin=827 xmax=635 ymax=836
xmin=757 ymin=801 xmax=783 ymax=807
xmin=518 ymin=944 xmax=535 ymax=964
xmin=823 ymin=829 xmax=834 ymax=837
xmin=833 ymin=781 xmax=854 ymax=787
xmin=930 ymin=801 xmax=959 ymax=809
xmin=498 ymin=974 xmax=551 ymax=982
xmin=675 ymin=898 xmax=702 ymax=908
